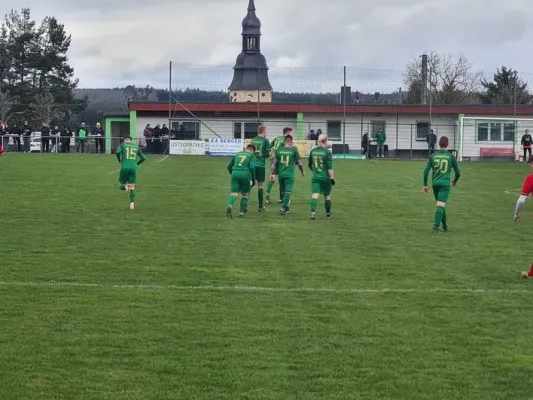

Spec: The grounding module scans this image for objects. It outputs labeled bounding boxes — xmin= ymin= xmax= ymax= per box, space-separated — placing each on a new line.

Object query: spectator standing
xmin=153 ymin=123 xmax=161 ymax=154
xmin=427 ymin=129 xmax=437 ymax=155
xmin=22 ymin=121 xmax=32 ymax=153
xmin=0 ymin=123 xmax=7 ymax=152
xmin=376 ymin=130 xmax=386 ymax=157
xmin=362 ymin=132 xmax=372 ymax=159
xmin=94 ymin=122 xmax=104 ymax=153
xmin=61 ymin=126 xmax=72 ymax=153
xmin=143 ymin=124 xmax=153 ymax=153
xmin=77 ymin=123 xmax=88 ymax=153
xmin=41 ymin=123 xmax=50 ymax=153
xmin=161 ymin=123 xmax=170 ymax=154
xmin=521 ymin=129 xmax=533 ymax=161
xmin=50 ymin=125 xmax=60 ymax=152
xmin=11 ymin=123 xmax=21 ymax=152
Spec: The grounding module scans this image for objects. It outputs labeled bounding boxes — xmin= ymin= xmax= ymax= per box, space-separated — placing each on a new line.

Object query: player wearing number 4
xmin=270 ymin=135 xmax=304 ymax=215
xmin=226 ymin=144 xmax=256 ymax=218
xmin=115 ymin=136 xmax=146 ymax=211
xmin=422 ymin=136 xmax=460 ymax=233
xmin=309 ymin=134 xmax=334 ymax=219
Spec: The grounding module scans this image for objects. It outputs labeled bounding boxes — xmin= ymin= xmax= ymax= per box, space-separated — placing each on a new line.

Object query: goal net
xmin=458 ymin=116 xmax=533 ymax=161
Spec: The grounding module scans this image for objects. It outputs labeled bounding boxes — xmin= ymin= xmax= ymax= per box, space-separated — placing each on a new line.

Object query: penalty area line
xmin=106 ymin=168 xmax=120 ymax=175
xmin=505 ymin=189 xmax=521 ymax=196
xmin=158 ymin=155 xmax=169 ymax=163
xmin=0 ymin=281 xmax=529 ymax=295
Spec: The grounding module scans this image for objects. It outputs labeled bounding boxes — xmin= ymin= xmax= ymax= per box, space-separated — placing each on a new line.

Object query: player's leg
xmin=227 ymin=176 xmax=240 ymax=217
xmin=119 ymin=170 xmax=128 ymax=191
xmin=265 ymin=162 xmax=275 ymax=203
xmin=323 ymin=180 xmax=333 ymax=217
xmin=238 ymin=178 xmax=251 ymax=217
xmin=432 ymin=186 xmax=449 ymax=232
xmin=279 ymin=179 xmax=286 ymax=205
xmin=128 ymin=170 xmax=137 ymax=208
xmin=281 ymin=178 xmax=293 ymax=215
xmin=256 ymin=167 xmax=266 ymax=211
xmin=310 ymin=180 xmax=320 ymax=219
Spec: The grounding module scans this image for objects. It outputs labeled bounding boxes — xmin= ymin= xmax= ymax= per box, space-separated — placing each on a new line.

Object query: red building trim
xmin=129 ymin=101 xmax=533 ymax=116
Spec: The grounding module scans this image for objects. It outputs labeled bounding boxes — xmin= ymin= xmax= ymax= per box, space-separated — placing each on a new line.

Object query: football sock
xmin=129 ymin=189 xmax=136 ymax=203
xmin=325 ymin=200 xmax=332 ymax=214
xmin=434 ymin=206 xmax=444 ymax=227
xmin=266 ymin=181 xmax=274 ymax=194
xmin=282 ymin=192 xmax=291 ymax=210
xmin=240 ymin=196 xmax=249 ymax=213
xmin=310 ymin=198 xmax=317 ymax=212
xmin=228 ymin=194 xmax=237 ymax=207
xmin=441 ymin=209 xmax=447 ymax=226
xmin=258 ymin=188 xmax=264 ymax=207
xmin=120 ymin=184 xmax=126 ymax=190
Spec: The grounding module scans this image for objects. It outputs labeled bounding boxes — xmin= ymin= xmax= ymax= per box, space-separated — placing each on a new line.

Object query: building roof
xmin=129 ymin=101 xmax=533 ymax=116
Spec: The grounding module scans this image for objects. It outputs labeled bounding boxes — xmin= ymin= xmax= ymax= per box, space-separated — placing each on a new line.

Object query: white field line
xmin=158 ymin=155 xmax=169 ymax=163
xmin=0 ymin=281 xmax=529 ymax=295
xmin=505 ymin=189 xmax=521 ymax=196
xmin=106 ymin=168 xmax=120 ymax=175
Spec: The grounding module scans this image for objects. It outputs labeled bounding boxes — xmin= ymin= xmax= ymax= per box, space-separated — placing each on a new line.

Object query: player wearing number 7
xmin=422 ymin=136 xmax=460 ymax=233
xmin=309 ymin=134 xmax=334 ymax=219
xmin=226 ymin=144 xmax=256 ymax=218
xmin=115 ymin=136 xmax=146 ymax=211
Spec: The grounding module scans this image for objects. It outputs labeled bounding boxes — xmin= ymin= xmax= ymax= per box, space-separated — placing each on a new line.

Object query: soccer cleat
xmin=238 ymin=212 xmax=244 ymax=217
xmin=432 ymin=227 xmax=440 ymax=234
xmin=326 ymin=213 xmax=332 ymax=218
xmin=442 ymin=224 xmax=448 ymax=232
xmin=522 ymin=271 xmax=530 ymax=279
xmin=278 ymin=200 xmax=282 ymax=204
xmin=243 ymin=208 xmax=248 ymax=213
xmin=311 ymin=212 xmax=316 ymax=220
xmin=226 ymin=206 xmax=232 ymax=218
xmin=129 ymin=202 xmax=134 ymax=211
xmin=265 ymin=194 xmax=271 ymax=204
xmin=258 ymin=206 xmax=266 ymax=212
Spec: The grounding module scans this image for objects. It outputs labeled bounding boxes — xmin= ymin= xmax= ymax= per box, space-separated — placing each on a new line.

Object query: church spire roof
xmin=242 ymin=0 xmax=260 ymax=35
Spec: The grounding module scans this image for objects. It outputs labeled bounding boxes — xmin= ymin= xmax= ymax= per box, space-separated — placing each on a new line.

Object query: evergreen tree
xmin=478 ymin=66 xmax=532 ymax=105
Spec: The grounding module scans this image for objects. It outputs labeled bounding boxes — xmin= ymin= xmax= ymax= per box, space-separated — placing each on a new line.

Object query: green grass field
xmin=1 ymin=154 xmax=533 ymax=399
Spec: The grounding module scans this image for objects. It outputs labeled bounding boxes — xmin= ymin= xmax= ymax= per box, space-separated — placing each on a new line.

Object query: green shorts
xmin=279 ymin=176 xmax=294 ymax=192
xmin=255 ymin=166 xmax=266 ymax=183
xmin=119 ymin=168 xmax=137 ymax=184
xmin=433 ymin=185 xmax=450 ymax=203
xmin=311 ymin=178 xmax=332 ymax=196
xmin=231 ymin=173 xmax=251 ymax=193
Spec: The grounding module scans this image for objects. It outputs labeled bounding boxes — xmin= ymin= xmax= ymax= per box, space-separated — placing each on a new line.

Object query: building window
xmin=416 ymin=122 xmax=429 ymax=140
xmin=169 ymin=120 xmax=200 ymax=139
xmin=326 ymin=121 xmax=341 ymax=140
xmin=476 ymin=122 xmax=515 ymax=142
xmin=244 ymin=122 xmax=259 ymax=139
xmin=233 ymin=122 xmax=242 ymax=139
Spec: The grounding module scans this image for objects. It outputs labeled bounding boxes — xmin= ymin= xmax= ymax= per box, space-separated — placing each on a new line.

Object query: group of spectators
xmin=142 ymin=123 xmax=169 ymax=154
xmin=0 ymin=121 xmax=105 ymax=153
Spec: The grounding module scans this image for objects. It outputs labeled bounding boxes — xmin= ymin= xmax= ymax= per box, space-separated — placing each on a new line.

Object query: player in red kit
xmin=513 ymin=156 xmax=533 ymax=277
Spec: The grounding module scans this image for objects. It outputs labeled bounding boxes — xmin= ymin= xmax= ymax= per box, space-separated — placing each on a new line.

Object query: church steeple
xmin=228 ymin=0 xmax=272 ymax=103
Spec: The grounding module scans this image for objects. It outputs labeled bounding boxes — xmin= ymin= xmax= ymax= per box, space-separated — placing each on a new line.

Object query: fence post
xmin=395 ymin=113 xmax=399 ymax=159
xmin=410 ymin=125 xmax=413 ymax=159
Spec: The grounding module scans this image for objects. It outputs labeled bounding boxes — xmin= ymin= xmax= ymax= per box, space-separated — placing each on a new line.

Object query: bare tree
xmin=0 ymin=89 xmax=18 ymax=122
xmin=29 ymin=91 xmax=63 ymax=124
xmin=403 ymin=51 xmax=481 ymax=104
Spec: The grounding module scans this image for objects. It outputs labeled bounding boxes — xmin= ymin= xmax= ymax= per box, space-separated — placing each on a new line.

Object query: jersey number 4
xmin=433 ymin=158 xmax=449 ymax=173
xmin=126 ymin=147 xmax=137 ymax=160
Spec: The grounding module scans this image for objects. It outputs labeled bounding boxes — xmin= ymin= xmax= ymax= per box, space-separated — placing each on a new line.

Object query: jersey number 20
xmin=433 ymin=158 xmax=448 ymax=173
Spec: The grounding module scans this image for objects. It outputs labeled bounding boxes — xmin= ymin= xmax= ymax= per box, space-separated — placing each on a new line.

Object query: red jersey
xmin=521 ymin=173 xmax=533 ymax=196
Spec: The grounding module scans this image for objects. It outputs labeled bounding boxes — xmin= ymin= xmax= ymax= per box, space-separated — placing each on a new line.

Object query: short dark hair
xmin=284 ymin=135 xmax=293 ymax=142
xmin=246 ymin=144 xmax=256 ymax=152
xmin=439 ymin=136 xmax=449 ymax=148
xmin=283 ymin=127 xmax=292 ymax=134
xmin=124 ymin=136 xmax=132 ymax=140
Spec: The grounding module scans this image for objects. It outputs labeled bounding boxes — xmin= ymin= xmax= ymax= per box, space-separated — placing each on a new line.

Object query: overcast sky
xmin=2 ymin=0 xmax=532 ymax=91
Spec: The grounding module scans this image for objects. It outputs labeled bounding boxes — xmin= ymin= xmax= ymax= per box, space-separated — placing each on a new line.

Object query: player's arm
xmin=227 ymin=157 xmax=235 ymax=174
xmin=422 ymin=159 xmax=431 ymax=193
xmin=249 ymin=160 xmax=256 ymax=182
xmin=115 ymin=145 xmax=122 ymax=163
xmin=326 ymin=151 xmax=335 ymax=184
xmin=295 ymin=150 xmax=304 ymax=175
xmin=521 ymin=135 xmax=525 ymax=146
xmin=264 ymin=140 xmax=270 ymax=158
xmin=308 ymin=153 xmax=313 ymax=171
xmin=137 ymin=149 xmax=146 ymax=165
xmin=451 ymin=156 xmax=460 ymax=185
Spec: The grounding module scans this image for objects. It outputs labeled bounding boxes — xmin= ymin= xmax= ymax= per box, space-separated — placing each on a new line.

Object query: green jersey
xmin=423 ymin=150 xmax=460 ymax=187
xmin=227 ymin=151 xmax=256 ymax=180
xmin=273 ymin=146 xmax=301 ymax=178
xmin=250 ymin=136 xmax=270 ymax=167
xmin=270 ymin=135 xmax=285 ymax=154
xmin=308 ymin=146 xmax=333 ymax=179
xmin=116 ymin=142 xmax=146 ymax=170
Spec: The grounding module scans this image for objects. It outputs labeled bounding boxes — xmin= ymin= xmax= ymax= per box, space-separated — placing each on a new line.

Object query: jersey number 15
xmin=312 ymin=155 xmax=324 ymax=171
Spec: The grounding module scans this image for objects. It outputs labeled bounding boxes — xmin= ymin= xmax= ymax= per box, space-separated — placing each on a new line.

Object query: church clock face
xmin=246 ymin=92 xmax=254 ymax=99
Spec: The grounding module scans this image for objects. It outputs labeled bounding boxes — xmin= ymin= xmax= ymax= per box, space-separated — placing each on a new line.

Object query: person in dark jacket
xmin=41 ymin=123 xmax=50 ymax=153
xmin=11 ymin=123 xmax=21 ymax=152
xmin=61 ymin=126 xmax=72 ymax=153
xmin=50 ymin=125 xmax=60 ymax=152
xmin=362 ymin=132 xmax=371 ymax=159
xmin=426 ymin=129 xmax=437 ymax=155
xmin=521 ymin=129 xmax=533 ymax=161
xmin=93 ymin=122 xmax=104 ymax=153
xmin=0 ymin=123 xmax=7 ymax=152
xmin=161 ymin=123 xmax=170 ymax=154
xmin=153 ymin=123 xmax=162 ymax=154
xmin=22 ymin=121 xmax=32 ymax=153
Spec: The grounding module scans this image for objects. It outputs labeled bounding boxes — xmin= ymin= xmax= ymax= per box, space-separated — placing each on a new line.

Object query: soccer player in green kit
xmin=422 ymin=136 xmax=460 ymax=233
xmin=308 ymin=134 xmax=335 ymax=219
xmin=226 ymin=144 xmax=256 ymax=218
xmin=115 ymin=136 xmax=146 ymax=211
xmin=250 ymin=125 xmax=270 ymax=211
xmin=270 ymin=135 xmax=304 ymax=215
xmin=265 ymin=127 xmax=292 ymax=204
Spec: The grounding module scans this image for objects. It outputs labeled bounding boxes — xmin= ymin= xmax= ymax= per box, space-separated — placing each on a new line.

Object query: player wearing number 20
xmin=308 ymin=134 xmax=335 ymax=219
xmin=115 ymin=136 xmax=146 ymax=211
xmin=270 ymin=135 xmax=304 ymax=215
xmin=422 ymin=136 xmax=460 ymax=233
xmin=226 ymin=144 xmax=256 ymax=218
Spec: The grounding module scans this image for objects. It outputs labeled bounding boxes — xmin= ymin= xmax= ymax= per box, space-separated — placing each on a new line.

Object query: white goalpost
xmin=458 ymin=115 xmax=533 ymax=162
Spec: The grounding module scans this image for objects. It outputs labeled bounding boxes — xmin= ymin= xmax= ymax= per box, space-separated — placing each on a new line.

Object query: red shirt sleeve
xmin=521 ymin=174 xmax=533 ymax=196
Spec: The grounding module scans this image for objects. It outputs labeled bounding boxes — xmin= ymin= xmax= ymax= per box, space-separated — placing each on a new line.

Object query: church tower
xmin=228 ymin=0 xmax=272 ymax=103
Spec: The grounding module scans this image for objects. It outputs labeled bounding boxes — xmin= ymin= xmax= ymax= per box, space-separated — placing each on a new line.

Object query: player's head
xmin=246 ymin=144 xmax=255 ymax=153
xmin=318 ymin=133 xmax=328 ymax=147
xmin=257 ymin=125 xmax=267 ymax=137
xmin=284 ymin=135 xmax=293 ymax=147
xmin=283 ymin=127 xmax=292 ymax=136
xmin=124 ymin=136 xmax=132 ymax=143
xmin=438 ymin=136 xmax=449 ymax=149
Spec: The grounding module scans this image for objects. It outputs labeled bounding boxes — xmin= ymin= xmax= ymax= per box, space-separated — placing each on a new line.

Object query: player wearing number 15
xmin=308 ymin=134 xmax=335 ymax=219
xmin=115 ymin=136 xmax=146 ymax=211
xmin=422 ymin=136 xmax=460 ymax=233
xmin=270 ymin=135 xmax=304 ymax=216
xmin=226 ymin=144 xmax=257 ymax=218
xmin=250 ymin=125 xmax=270 ymax=211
